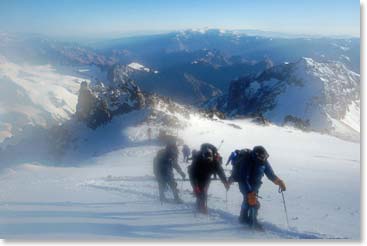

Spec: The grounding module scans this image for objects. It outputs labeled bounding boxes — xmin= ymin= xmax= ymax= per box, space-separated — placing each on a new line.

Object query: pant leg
xmin=168 ymin=179 xmax=179 ymax=200
xmin=192 ymin=181 xmax=208 ymax=211
xmin=238 ymin=182 xmax=249 ymax=209
xmin=238 ymin=182 xmax=250 ymax=222
xmin=158 ymin=181 xmax=166 ymax=201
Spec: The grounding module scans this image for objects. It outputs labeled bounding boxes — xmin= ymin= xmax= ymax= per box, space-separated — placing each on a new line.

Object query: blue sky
xmin=0 ymin=0 xmax=360 ymax=38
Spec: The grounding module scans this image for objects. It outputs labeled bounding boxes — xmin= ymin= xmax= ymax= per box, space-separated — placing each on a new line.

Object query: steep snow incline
xmin=0 ymin=111 xmax=360 ymax=239
xmin=0 ymin=58 xmax=87 ymax=141
xmin=263 ymin=58 xmax=360 ymax=129
xmin=340 ymin=101 xmax=360 ymax=133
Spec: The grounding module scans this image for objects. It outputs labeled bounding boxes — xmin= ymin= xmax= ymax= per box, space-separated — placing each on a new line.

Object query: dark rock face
xmin=225 ymin=74 xmax=286 ymax=117
xmin=200 ymin=109 xmax=226 ymax=120
xmin=283 ymin=115 xmax=310 ymax=131
xmin=103 ymin=64 xmax=145 ymax=112
xmin=75 ymin=65 xmax=145 ymax=129
xmin=226 ymin=76 xmax=253 ymax=113
xmin=76 ymin=81 xmax=111 ymax=129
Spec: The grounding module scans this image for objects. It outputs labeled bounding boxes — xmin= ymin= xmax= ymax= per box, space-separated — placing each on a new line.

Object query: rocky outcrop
xmin=76 ymin=65 xmax=146 ymax=129
xmin=76 ymin=81 xmax=111 ymax=129
xmin=283 ymin=115 xmax=310 ymax=131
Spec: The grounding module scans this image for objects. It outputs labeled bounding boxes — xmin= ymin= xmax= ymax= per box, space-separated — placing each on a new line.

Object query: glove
xmin=215 ymin=154 xmax=222 ymax=163
xmin=274 ymin=178 xmax=286 ymax=191
xmin=247 ymin=191 xmax=257 ymax=207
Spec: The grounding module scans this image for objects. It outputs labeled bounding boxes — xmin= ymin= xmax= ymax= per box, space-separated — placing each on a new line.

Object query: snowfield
xmin=127 ymin=62 xmax=158 ymax=73
xmin=0 ymin=110 xmax=360 ymax=240
xmin=0 ymin=57 xmax=111 ymax=143
xmin=0 ymin=58 xmax=88 ymax=142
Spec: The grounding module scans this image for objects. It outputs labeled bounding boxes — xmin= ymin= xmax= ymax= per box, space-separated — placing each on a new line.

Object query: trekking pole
xmin=225 ymin=190 xmax=228 ymax=210
xmin=217 ymin=140 xmax=224 ymax=151
xmin=279 ymin=188 xmax=290 ymax=228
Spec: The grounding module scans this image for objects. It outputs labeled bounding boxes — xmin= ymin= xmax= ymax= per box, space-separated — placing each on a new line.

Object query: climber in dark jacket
xmin=230 ymin=146 xmax=286 ymax=227
xmin=189 ymin=143 xmax=229 ymax=213
xmin=154 ymin=142 xmax=186 ymax=203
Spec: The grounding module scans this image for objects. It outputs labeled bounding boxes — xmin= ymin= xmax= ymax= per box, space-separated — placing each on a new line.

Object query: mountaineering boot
xmin=238 ymin=207 xmax=249 ymax=224
xmin=159 ymin=189 xmax=168 ymax=203
xmin=173 ymin=190 xmax=183 ymax=204
xmin=247 ymin=206 xmax=264 ymax=230
xmin=197 ymin=198 xmax=208 ymax=214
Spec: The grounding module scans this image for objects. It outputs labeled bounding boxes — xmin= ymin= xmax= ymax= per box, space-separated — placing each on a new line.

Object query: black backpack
xmin=231 ymin=148 xmax=251 ymax=182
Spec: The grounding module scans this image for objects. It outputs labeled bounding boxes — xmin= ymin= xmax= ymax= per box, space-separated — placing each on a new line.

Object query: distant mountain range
xmin=0 ymin=29 xmax=360 ymax=141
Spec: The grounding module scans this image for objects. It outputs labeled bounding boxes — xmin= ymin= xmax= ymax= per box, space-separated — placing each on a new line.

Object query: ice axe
xmin=279 ymin=188 xmax=290 ymax=228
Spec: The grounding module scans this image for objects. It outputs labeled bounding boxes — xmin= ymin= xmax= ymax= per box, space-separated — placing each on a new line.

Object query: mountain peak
xmin=204 ymin=58 xmax=360 ymax=141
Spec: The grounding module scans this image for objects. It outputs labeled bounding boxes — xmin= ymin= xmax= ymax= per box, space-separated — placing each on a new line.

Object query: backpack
xmin=231 ymin=148 xmax=251 ymax=182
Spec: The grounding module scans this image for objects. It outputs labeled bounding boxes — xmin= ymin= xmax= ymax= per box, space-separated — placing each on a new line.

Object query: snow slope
xmin=0 ymin=109 xmax=360 ymax=239
xmin=262 ymin=58 xmax=360 ymax=138
xmin=0 ymin=57 xmax=88 ymax=142
xmin=340 ymin=101 xmax=360 ymax=133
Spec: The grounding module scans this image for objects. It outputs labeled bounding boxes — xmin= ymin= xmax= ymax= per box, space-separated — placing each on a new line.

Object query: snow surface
xmin=0 ymin=58 xmax=89 ymax=142
xmin=341 ymin=101 xmax=360 ymax=133
xmin=0 ymin=60 xmax=82 ymax=120
xmin=127 ymin=62 xmax=159 ymax=74
xmin=0 ymin=109 xmax=360 ymax=240
xmin=258 ymin=57 xmax=360 ymax=141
